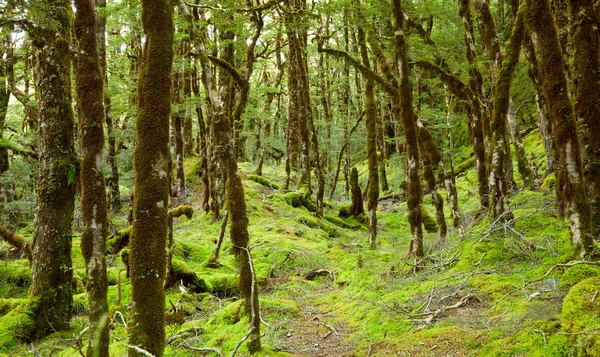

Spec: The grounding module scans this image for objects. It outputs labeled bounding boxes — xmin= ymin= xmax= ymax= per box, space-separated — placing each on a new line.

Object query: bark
xmin=74 ymin=0 xmax=110 ymax=354
xmin=488 ymin=10 xmax=525 ymax=218
xmin=393 ymin=0 xmax=423 ymax=257
xmin=129 ymin=0 xmax=173 ymax=354
xmin=569 ymin=0 xmax=600 ymax=235
xmin=96 ymin=0 xmax=120 ymax=211
xmin=194 ymin=8 xmax=261 ymax=351
xmin=29 ymin=0 xmax=76 ymax=337
xmin=357 ymin=24 xmax=379 ymax=250
xmin=173 ymin=72 xmax=186 ymax=196
xmin=192 ymin=65 xmax=210 ymax=212
xmin=524 ymin=0 xmax=594 ymax=258
xmin=443 ymin=88 xmax=462 ymax=229
xmin=523 ymin=35 xmax=555 ymax=175
xmin=0 ymin=38 xmax=9 ymax=177
xmin=330 ymin=112 xmax=364 ymax=199
xmin=459 ymin=0 xmax=490 ymax=209
xmin=349 ymin=167 xmax=365 ymax=217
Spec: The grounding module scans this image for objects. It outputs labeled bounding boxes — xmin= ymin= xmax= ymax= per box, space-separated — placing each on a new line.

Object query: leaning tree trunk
xmin=74 ymin=0 xmax=110 ymax=354
xmin=129 ymin=0 xmax=173 ymax=355
xmin=393 ymin=0 xmax=423 ymax=257
xmin=29 ymin=0 xmax=76 ymax=337
xmin=488 ymin=9 xmax=525 ymax=218
xmin=569 ymin=0 xmax=600 ymax=235
xmin=357 ymin=25 xmax=379 ymax=250
xmin=524 ymin=0 xmax=594 ymax=258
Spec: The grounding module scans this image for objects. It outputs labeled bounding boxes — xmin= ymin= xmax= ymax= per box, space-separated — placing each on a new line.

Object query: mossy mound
xmin=269 ymin=191 xmax=316 ymax=212
xmin=561 ymin=264 xmax=600 ymax=286
xmin=170 ymin=205 xmax=194 ymax=219
xmin=295 ymin=215 xmax=339 ymax=237
xmin=542 ymin=173 xmax=556 ymax=191
xmin=324 ymin=214 xmax=361 ymax=230
xmin=420 ymin=205 xmax=438 ymax=233
xmin=247 ymin=175 xmax=279 ymax=189
xmin=165 ymin=258 xmax=209 ymax=293
xmin=561 ymin=277 xmax=600 ymax=356
xmin=0 ymin=298 xmax=40 ymax=352
xmin=0 ymin=299 xmax=24 ymax=318
xmin=206 ymin=274 xmax=239 ymax=297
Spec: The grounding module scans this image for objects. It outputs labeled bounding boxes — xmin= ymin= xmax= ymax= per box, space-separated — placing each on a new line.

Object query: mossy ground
xmin=0 ymin=138 xmax=597 ymax=356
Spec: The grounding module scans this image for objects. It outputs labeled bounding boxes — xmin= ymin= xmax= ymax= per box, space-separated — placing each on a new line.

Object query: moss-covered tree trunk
xmin=195 ymin=14 xmax=262 ymax=352
xmin=459 ymin=0 xmax=489 ymax=210
xmin=443 ymin=88 xmax=462 ymax=229
xmin=489 ymin=10 xmax=525 ymax=218
xmin=129 ymin=0 xmax=173 ymax=354
xmin=29 ymin=0 xmax=76 ymax=337
xmin=524 ymin=0 xmax=594 ymax=258
xmin=191 ymin=64 xmax=210 ymax=212
xmin=393 ymin=0 xmax=423 ymax=256
xmin=569 ymin=0 xmax=600 ymax=235
xmin=96 ymin=0 xmax=120 ymax=211
xmin=73 ymin=0 xmax=109 ymax=354
xmin=357 ymin=25 xmax=379 ymax=250
xmin=173 ymin=72 xmax=186 ymax=196
xmin=523 ymin=35 xmax=555 ymax=176
xmin=349 ymin=167 xmax=365 ymax=217
xmin=0 ymin=39 xmax=9 ymax=179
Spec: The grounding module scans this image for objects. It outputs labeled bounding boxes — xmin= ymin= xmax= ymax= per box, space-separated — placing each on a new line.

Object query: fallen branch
xmin=409 ymin=294 xmax=480 ymax=324
xmin=0 ymin=224 xmax=32 ymax=261
xmin=182 ymin=341 xmax=224 ymax=356
xmin=303 ymin=269 xmax=335 ymax=281
xmin=123 ymin=344 xmax=156 ymax=357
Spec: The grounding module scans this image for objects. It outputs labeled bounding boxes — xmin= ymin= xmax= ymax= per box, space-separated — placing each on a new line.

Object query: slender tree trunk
xmin=74 ymin=0 xmax=109 ymax=354
xmin=173 ymin=72 xmax=186 ymax=196
xmin=392 ymin=0 xmax=423 ymax=256
xmin=129 ymin=0 xmax=173 ymax=354
xmin=459 ymin=0 xmax=489 ymax=210
xmin=489 ymin=10 xmax=525 ymax=218
xmin=29 ymin=0 xmax=76 ymax=337
xmin=443 ymin=88 xmax=462 ymax=229
xmin=96 ymin=0 xmax=120 ymax=211
xmin=569 ymin=0 xmax=600 ymax=235
xmin=524 ymin=0 xmax=594 ymax=258
xmin=357 ymin=25 xmax=379 ymax=250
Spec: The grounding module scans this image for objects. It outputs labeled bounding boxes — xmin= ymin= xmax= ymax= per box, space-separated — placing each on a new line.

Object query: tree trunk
xmin=129 ymin=0 xmax=173 ymax=354
xmin=569 ymin=0 xmax=600 ymax=236
xmin=357 ymin=24 xmax=379 ymax=250
xmin=393 ymin=0 xmax=423 ymax=256
xmin=349 ymin=167 xmax=365 ymax=217
xmin=489 ymin=9 xmax=525 ymax=218
xmin=29 ymin=0 xmax=76 ymax=337
xmin=73 ymin=0 xmax=110 ymax=354
xmin=173 ymin=72 xmax=186 ymax=196
xmin=96 ymin=0 xmax=120 ymax=211
xmin=524 ymin=0 xmax=594 ymax=258
xmin=443 ymin=88 xmax=462 ymax=229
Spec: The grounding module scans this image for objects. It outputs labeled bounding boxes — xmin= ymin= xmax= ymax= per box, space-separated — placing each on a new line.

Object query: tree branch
xmin=0 ymin=224 xmax=32 ymax=261
xmin=207 ymin=55 xmax=246 ymax=88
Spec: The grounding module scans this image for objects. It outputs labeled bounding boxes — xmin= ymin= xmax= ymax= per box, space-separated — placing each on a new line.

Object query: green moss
xmin=0 ymin=298 xmax=40 ymax=352
xmin=166 ymin=258 xmax=209 ymax=293
xmin=0 ymin=299 xmax=24 ymax=318
xmin=420 ymin=205 xmax=438 ymax=233
xmin=247 ymin=175 xmax=279 ymax=189
xmin=541 ymin=172 xmax=556 ymax=191
xmin=295 ymin=215 xmax=339 ymax=237
xmin=106 ymin=226 xmax=131 ymax=254
xmin=169 ymin=205 xmax=194 ymax=219
xmin=206 ymin=274 xmax=240 ymax=297
xmin=561 ymin=277 xmax=600 ymax=356
xmin=561 ymin=264 xmax=600 ymax=286
xmin=324 ymin=214 xmax=361 ymax=229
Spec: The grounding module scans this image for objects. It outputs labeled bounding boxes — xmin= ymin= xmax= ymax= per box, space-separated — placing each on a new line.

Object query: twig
xmin=409 ymin=294 xmax=480 ymax=324
xmin=123 ymin=344 xmax=156 ymax=357
xmin=182 ymin=341 xmax=224 ymax=356
xmin=534 ymin=329 xmax=547 ymax=346
xmin=230 ymin=246 xmax=259 ymax=357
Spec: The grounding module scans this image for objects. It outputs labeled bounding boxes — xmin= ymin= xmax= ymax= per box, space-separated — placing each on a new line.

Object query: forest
xmin=1 ymin=0 xmax=600 ymax=355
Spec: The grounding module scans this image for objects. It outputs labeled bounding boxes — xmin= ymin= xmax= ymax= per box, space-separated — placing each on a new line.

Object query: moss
xmin=295 ymin=215 xmax=339 ymax=237
xmin=165 ymin=258 xmax=209 ymax=293
xmin=121 ymin=249 xmax=130 ymax=278
xmin=206 ymin=274 xmax=240 ymax=297
xmin=324 ymin=214 xmax=361 ymax=230
xmin=420 ymin=205 xmax=438 ymax=233
xmin=561 ymin=264 xmax=600 ymax=286
xmin=268 ymin=191 xmax=316 ymax=212
xmin=0 ymin=298 xmax=40 ymax=351
xmin=106 ymin=226 xmax=132 ymax=254
xmin=169 ymin=205 xmax=194 ymax=220
xmin=0 ymin=299 xmax=24 ymax=318
xmin=541 ymin=172 xmax=556 ymax=191
xmin=247 ymin=175 xmax=279 ymax=189
xmin=561 ymin=277 xmax=600 ymax=356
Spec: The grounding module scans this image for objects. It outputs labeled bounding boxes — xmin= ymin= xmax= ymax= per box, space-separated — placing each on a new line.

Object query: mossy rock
xmin=324 ymin=214 xmax=361 ymax=230
xmin=247 ymin=175 xmax=279 ymax=189
xmin=170 ymin=205 xmax=194 ymax=219
xmin=561 ymin=277 xmax=600 ymax=356
xmin=269 ymin=191 xmax=316 ymax=212
xmin=0 ymin=298 xmax=40 ymax=351
xmin=206 ymin=274 xmax=239 ymax=298
xmin=0 ymin=299 xmax=24 ymax=318
xmin=561 ymin=264 xmax=600 ymax=286
xmin=421 ymin=205 xmax=438 ymax=233
xmin=295 ymin=215 xmax=339 ymax=237
xmin=338 ymin=204 xmax=352 ymax=218
xmin=209 ymin=299 xmax=244 ymax=325
xmin=542 ymin=172 xmax=556 ymax=191
xmin=166 ymin=258 xmax=209 ymax=293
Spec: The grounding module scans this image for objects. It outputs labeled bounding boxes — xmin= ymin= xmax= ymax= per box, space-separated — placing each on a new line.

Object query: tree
xmin=524 ymin=0 xmax=594 ymax=258
xmin=28 ymin=0 xmax=77 ymax=337
xmin=128 ymin=0 xmax=173 ymax=355
xmin=73 ymin=0 xmax=110 ymax=354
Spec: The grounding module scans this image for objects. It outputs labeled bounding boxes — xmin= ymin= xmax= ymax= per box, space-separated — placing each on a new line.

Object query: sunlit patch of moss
xmin=561 ymin=277 xmax=600 ymax=356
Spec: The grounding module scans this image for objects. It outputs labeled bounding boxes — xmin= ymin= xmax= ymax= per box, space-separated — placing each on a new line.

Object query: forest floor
xmin=1 ymin=130 xmax=600 ymax=356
